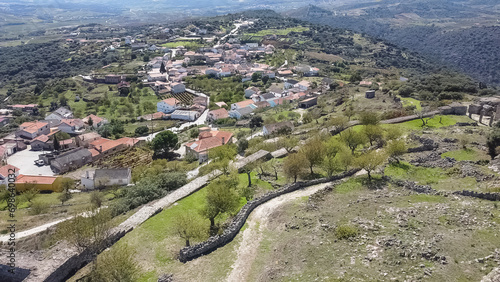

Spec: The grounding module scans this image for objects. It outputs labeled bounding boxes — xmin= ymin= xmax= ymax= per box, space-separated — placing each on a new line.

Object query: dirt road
xmin=226 ymin=181 xmax=336 ymax=282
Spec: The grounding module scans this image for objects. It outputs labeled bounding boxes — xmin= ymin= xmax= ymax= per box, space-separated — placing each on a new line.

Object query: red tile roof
xmin=208 ymin=108 xmax=229 ymax=119
xmin=83 ymin=114 xmax=104 ymax=125
xmin=187 ymin=131 xmax=233 ymax=153
xmin=161 ymin=98 xmax=180 ymax=106
xmin=115 ymin=137 xmax=141 ymax=147
xmin=233 ymin=99 xmax=255 ymax=109
xmin=0 ymin=164 xmax=19 ymax=178
xmin=19 ymin=121 xmax=48 ymax=134
xmin=32 ymin=134 xmax=49 ymax=143
xmin=16 ymin=175 xmax=58 ymax=185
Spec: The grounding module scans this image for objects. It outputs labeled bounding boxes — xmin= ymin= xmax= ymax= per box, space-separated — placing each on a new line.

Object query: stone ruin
xmin=468 ymin=97 xmax=500 ymax=126
xmin=438 ymin=102 xmax=467 ymax=116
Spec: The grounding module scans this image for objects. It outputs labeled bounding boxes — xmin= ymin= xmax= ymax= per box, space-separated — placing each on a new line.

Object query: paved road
xmin=7 ymin=146 xmax=55 ymax=176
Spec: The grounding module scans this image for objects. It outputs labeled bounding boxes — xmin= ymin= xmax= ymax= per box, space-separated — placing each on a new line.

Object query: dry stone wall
xmin=178 ymin=169 xmax=360 ymax=262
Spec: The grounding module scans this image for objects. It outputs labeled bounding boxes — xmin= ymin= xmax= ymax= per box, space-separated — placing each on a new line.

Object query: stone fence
xmin=453 ymin=190 xmax=500 ymax=201
xmin=178 ymin=169 xmax=360 ymax=262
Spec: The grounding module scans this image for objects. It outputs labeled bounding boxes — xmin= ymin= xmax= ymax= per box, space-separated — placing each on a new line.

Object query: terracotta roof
xmin=60 ymin=119 xmax=84 ymax=127
xmin=89 ymin=148 xmax=100 ymax=157
xmin=32 ymin=134 xmax=49 ymax=143
xmin=60 ymin=138 xmax=74 ymax=145
xmin=78 ymin=132 xmax=101 ymax=141
xmin=19 ymin=121 xmax=48 ymax=133
xmin=161 ymin=98 xmax=180 ymax=106
xmin=0 ymin=164 xmax=20 ymax=178
xmin=16 ymin=174 xmax=58 ymax=185
xmin=115 ymin=137 xmax=141 ymax=147
xmin=233 ymin=99 xmax=255 ymax=108
xmin=188 ymin=131 xmax=233 ymax=153
xmin=83 ymin=114 xmax=104 ymax=125
xmin=208 ymin=108 xmax=229 ymax=119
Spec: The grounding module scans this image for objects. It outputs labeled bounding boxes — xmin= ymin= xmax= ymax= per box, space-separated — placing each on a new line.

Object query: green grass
xmin=161 ymin=41 xmax=203 ymax=49
xmin=335 ymin=177 xmax=366 ymax=194
xmin=442 ymin=148 xmax=489 ymax=162
xmin=238 ymin=172 xmax=273 ymax=190
xmin=400 ymin=97 xmax=422 ymax=111
xmin=390 ymin=115 xmax=474 ymax=131
xmin=245 ymin=26 xmax=309 ymax=37
xmin=385 ymin=162 xmax=446 ymax=185
xmin=406 ymin=194 xmax=446 ymax=203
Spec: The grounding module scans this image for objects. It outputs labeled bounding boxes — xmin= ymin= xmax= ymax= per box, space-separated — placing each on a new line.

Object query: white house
xmin=228 ymin=106 xmax=254 ymax=120
xmin=297 ymin=80 xmax=311 ymax=91
xmin=45 ymin=107 xmax=73 ymax=121
xmin=231 ymin=99 xmax=256 ymax=111
xmin=157 ymin=98 xmax=181 ymax=113
xmin=171 ymin=82 xmax=186 ymax=94
xmin=284 ymin=79 xmax=299 ymax=89
xmin=171 ymin=110 xmax=200 ymax=121
xmin=0 ymin=164 xmax=20 ymax=186
xmin=81 ymin=168 xmax=131 ymax=190
xmin=58 ymin=119 xmax=85 ymax=134
xmin=245 ymin=87 xmax=260 ymax=98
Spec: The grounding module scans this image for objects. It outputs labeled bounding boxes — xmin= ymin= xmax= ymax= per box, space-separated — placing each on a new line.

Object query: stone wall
xmin=452 ymin=190 xmax=500 ymax=201
xmin=178 ymin=169 xmax=360 ymax=263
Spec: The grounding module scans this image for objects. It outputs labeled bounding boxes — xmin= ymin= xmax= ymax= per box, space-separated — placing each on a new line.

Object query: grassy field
xmin=161 ymin=41 xmax=203 ymax=49
xmin=400 ymin=97 xmax=422 ymax=111
xmin=441 ymin=148 xmax=490 ymax=162
xmin=246 ymin=26 xmax=309 ymax=37
xmin=124 ymin=120 xmax=177 ymax=137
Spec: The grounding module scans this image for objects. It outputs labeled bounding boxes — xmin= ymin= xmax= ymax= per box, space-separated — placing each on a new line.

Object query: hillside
xmin=286 ymin=1 xmax=500 ymax=86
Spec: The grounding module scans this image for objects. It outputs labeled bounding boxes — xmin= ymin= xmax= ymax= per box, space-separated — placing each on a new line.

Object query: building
xmin=81 ymin=168 xmax=131 ymax=190
xmin=104 ymin=74 xmax=123 ymax=84
xmin=30 ymin=135 xmax=52 ymax=151
xmin=263 ymin=121 xmax=294 ymax=136
xmin=137 ymin=111 xmax=166 ymax=121
xmin=185 ymin=130 xmax=233 ymax=162
xmin=157 ymin=98 xmax=181 ymax=114
xmin=9 ymin=104 xmax=38 ymax=114
xmin=171 ymin=110 xmax=200 ymax=121
xmin=171 ymin=82 xmax=186 ymax=94
xmin=245 ymin=86 xmax=260 ymax=98
xmin=207 ymin=108 xmax=229 ymax=122
xmin=16 ymin=121 xmax=50 ymax=139
xmin=297 ymin=81 xmax=311 ymax=91
xmin=0 ymin=117 xmax=11 ymax=127
xmin=15 ymin=175 xmax=63 ymax=192
xmin=284 ymin=79 xmax=299 ymax=89
xmin=0 ymin=164 xmax=20 ymax=186
xmin=365 ymin=90 xmax=375 ymax=99
xmin=45 ymin=107 xmax=74 ymax=121
xmin=50 ymin=147 xmax=93 ymax=174
xmin=89 ymin=138 xmax=129 ymax=160
xmin=229 ymin=106 xmax=254 ymax=120
xmin=299 ymin=97 xmax=318 ymax=108
xmin=82 ymin=114 xmax=108 ymax=128
xmin=231 ymin=99 xmax=256 ymax=111
xmin=57 ymin=119 xmax=85 ymax=134
xmin=76 ymin=132 xmax=102 ymax=148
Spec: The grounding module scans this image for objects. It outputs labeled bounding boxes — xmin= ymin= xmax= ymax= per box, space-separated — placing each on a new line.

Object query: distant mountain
xmin=286 ymin=1 xmax=500 ymax=86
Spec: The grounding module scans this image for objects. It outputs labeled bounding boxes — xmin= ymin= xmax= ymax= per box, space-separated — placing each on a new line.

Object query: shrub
xmin=29 ymin=201 xmax=50 ymax=215
xmin=335 ymin=224 xmax=358 ymax=240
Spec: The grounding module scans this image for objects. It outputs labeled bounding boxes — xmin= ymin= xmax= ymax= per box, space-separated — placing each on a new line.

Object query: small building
xmin=82 ymin=114 xmax=108 ymax=128
xmin=157 ymin=98 xmax=181 ymax=114
xmin=45 ymin=107 xmax=74 ymax=121
xmin=365 ymin=90 xmax=376 ymax=99
xmin=171 ymin=110 xmax=200 ymax=121
xmin=171 ymin=82 xmax=186 ymax=94
xmin=76 ymin=132 xmax=102 ymax=148
xmin=50 ymin=147 xmax=93 ymax=174
xmin=104 ymin=74 xmax=123 ymax=84
xmin=57 ymin=119 xmax=85 ymax=135
xmin=81 ymin=168 xmax=131 ymax=190
xmin=245 ymin=86 xmax=260 ymax=98
xmin=231 ymin=99 xmax=256 ymax=111
xmin=207 ymin=108 xmax=229 ymax=122
xmin=185 ymin=130 xmax=233 ymax=162
xmin=30 ymin=135 xmax=52 ymax=151
xmin=15 ymin=175 xmax=63 ymax=192
xmin=263 ymin=121 xmax=294 ymax=136
xmin=284 ymin=79 xmax=299 ymax=89
xmin=229 ymin=106 xmax=254 ymax=120
xmin=16 ymin=121 xmax=50 ymax=139
xmin=0 ymin=164 xmax=20 ymax=186
xmin=299 ymin=97 xmax=318 ymax=108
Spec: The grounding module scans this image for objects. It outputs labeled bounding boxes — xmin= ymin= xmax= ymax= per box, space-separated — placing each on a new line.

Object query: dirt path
xmin=226 ymin=181 xmax=335 ymax=282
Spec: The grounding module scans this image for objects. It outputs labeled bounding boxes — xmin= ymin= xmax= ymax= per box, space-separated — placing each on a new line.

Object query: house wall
xmin=156 ymin=101 xmax=177 ymax=113
xmin=16 ymin=177 xmax=63 ymax=192
xmin=81 ymin=177 xmax=94 ymax=190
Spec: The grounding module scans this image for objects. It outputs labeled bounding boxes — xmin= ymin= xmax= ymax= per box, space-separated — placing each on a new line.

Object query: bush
xmin=335 ymin=224 xmax=358 ymax=240
xmin=135 ymin=126 xmax=149 ymax=136
xmin=29 ymin=201 xmax=50 ymax=215
xmin=90 ymin=191 xmax=105 ymax=208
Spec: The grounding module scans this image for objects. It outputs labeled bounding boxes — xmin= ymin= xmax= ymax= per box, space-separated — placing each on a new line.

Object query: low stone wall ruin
xmin=178 ymin=169 xmax=360 ymax=262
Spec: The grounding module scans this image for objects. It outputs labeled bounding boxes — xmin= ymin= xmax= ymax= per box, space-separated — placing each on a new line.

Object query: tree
xmin=90 ymin=190 xmax=105 ymax=208
xmin=57 ymin=209 xmax=112 ymax=254
xmin=159 ymin=62 xmax=167 ymax=74
xmin=208 ymin=144 xmax=237 ymax=174
xmin=151 ymin=130 xmax=178 ymax=156
xmin=341 ymin=129 xmax=367 ymax=154
xmin=277 ymin=136 xmax=299 ymax=152
xmin=251 ymin=72 xmax=262 ymax=83
xmin=58 ymin=178 xmax=74 ymax=205
xmin=283 ymin=152 xmax=307 ymax=182
xmin=487 ymin=128 xmax=500 ymax=159
xmin=359 ymin=111 xmax=380 ymax=126
xmin=266 ymin=158 xmax=280 ymax=180
xmin=21 ymin=184 xmax=39 ymax=204
xmin=363 ymin=125 xmax=384 ymax=146
xmin=387 ymin=140 xmax=407 ymax=163
xmin=415 ymin=108 xmax=434 ymax=127
xmin=337 ymin=147 xmax=354 ymax=171
xmin=344 ymin=105 xmax=355 ymax=121
xmin=328 ymin=116 xmax=349 ymax=135
xmin=135 ymin=126 xmax=149 ymax=136
xmin=174 ymin=213 xmax=208 ymax=247
xmin=398 ymin=85 xmax=413 ymax=97
xmin=385 ymin=127 xmax=402 ymax=141
xmin=53 ymin=134 xmax=60 ymax=151
xmin=262 ymin=75 xmax=269 ymax=85
xmin=250 ymin=116 xmax=263 ymax=128
xmin=88 ymin=116 xmax=94 ymax=127
xmin=88 ymin=244 xmax=139 ymax=282
xmin=354 ymin=150 xmax=387 ymax=181
xmin=241 ymin=162 xmax=257 ymax=187
xmin=202 ymin=174 xmax=240 ymax=235
xmin=300 ymin=137 xmax=325 ymax=175
xmin=237 ymin=139 xmax=249 ymax=153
